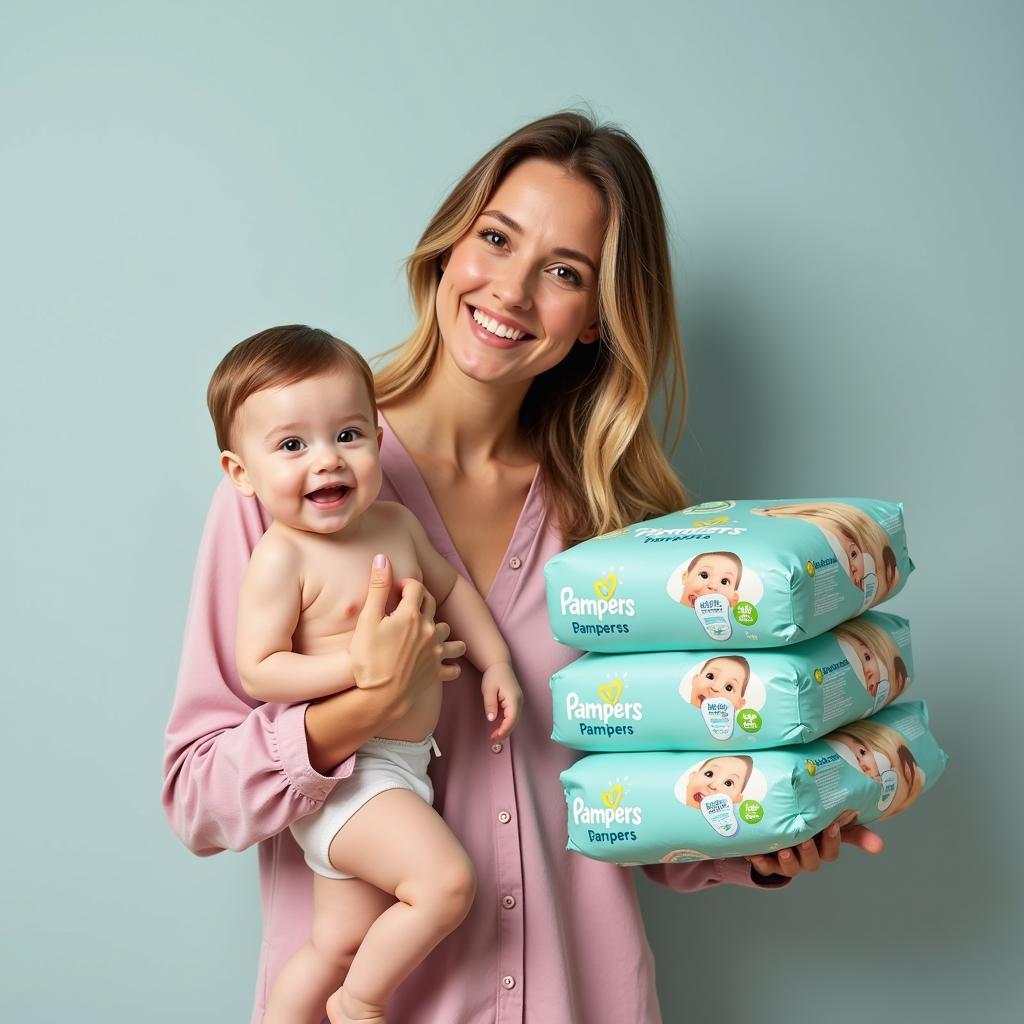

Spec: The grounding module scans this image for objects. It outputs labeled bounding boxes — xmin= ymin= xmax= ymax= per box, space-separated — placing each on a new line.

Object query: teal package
xmin=550 ymin=612 xmax=914 ymax=752
xmin=544 ymin=498 xmax=913 ymax=652
xmin=559 ymin=701 xmax=946 ymax=864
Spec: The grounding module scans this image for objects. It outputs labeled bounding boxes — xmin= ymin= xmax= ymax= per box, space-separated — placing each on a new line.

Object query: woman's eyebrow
xmin=480 ymin=208 xmax=598 ymax=274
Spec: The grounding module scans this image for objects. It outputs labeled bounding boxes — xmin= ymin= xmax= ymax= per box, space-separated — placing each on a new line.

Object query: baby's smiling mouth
xmin=305 ymin=484 xmax=351 ymax=505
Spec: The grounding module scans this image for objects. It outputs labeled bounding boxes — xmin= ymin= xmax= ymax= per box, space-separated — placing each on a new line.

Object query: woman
xmin=163 ymin=111 xmax=881 ymax=1024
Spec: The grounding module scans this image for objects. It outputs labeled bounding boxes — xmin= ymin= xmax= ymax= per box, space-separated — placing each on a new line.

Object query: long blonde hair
xmin=373 ymin=111 xmax=687 ymax=547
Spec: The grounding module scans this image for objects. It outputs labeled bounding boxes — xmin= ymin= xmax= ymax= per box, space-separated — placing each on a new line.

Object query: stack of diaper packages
xmin=544 ymin=499 xmax=948 ymax=865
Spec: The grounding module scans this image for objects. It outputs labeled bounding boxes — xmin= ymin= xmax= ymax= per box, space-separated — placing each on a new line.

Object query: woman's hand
xmin=349 ymin=554 xmax=466 ymax=709
xmin=305 ymin=555 xmax=465 ymax=773
xmin=746 ymin=811 xmax=884 ymax=881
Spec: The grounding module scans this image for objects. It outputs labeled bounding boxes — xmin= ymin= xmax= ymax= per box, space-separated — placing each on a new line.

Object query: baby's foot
xmin=326 ymin=988 xmax=386 ymax=1024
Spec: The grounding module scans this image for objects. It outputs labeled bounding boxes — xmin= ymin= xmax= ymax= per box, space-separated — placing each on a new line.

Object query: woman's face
xmin=436 ymin=158 xmax=605 ymax=389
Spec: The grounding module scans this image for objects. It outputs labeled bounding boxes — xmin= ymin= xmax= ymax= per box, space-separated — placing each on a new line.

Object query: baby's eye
xmin=704 ymin=671 xmax=715 ymax=681
xmin=479 ymin=228 xmax=508 ymax=248
xmin=724 ymin=779 xmax=734 ymax=788
xmin=864 ymin=652 xmax=873 ymax=663
xmin=720 ymin=578 xmax=731 ymax=586
xmin=698 ymin=571 xmax=709 ymax=580
xmin=725 ymin=683 xmax=734 ymax=692
xmin=281 ymin=438 xmax=305 ymax=452
xmin=703 ymin=770 xmax=714 ymax=779
xmin=337 ymin=429 xmax=361 ymax=443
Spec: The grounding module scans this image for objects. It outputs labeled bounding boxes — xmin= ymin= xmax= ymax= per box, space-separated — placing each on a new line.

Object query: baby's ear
xmin=220 ymin=450 xmax=256 ymax=498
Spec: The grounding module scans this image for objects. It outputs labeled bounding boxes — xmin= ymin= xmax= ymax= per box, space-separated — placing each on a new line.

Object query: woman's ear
xmin=220 ymin=450 xmax=256 ymax=497
xmin=578 ymin=322 xmax=600 ymax=345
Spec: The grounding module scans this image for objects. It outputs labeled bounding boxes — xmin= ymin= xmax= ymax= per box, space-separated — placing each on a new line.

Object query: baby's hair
xmin=831 ymin=720 xmax=923 ymax=819
xmin=687 ymin=551 xmax=743 ymax=587
xmin=208 ymin=325 xmax=377 ymax=452
xmin=698 ymin=754 xmax=753 ymax=790
xmin=832 ymin=617 xmax=910 ymax=702
xmin=698 ymin=656 xmax=751 ymax=696
xmin=753 ymin=503 xmax=898 ymax=602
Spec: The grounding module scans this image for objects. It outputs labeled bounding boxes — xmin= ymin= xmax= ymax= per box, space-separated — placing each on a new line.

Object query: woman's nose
xmin=492 ymin=264 xmax=532 ymax=310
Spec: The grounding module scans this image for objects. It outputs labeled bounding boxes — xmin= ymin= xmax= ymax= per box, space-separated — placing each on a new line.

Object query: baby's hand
xmin=481 ymin=663 xmax=523 ymax=741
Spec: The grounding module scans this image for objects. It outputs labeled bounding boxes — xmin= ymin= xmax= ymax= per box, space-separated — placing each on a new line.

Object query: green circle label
xmin=683 ymin=500 xmax=735 ymax=515
xmin=806 ymin=560 xmax=816 ymax=576
xmin=733 ymin=601 xmax=758 ymax=626
xmin=739 ymin=800 xmax=764 ymax=824
xmin=738 ymin=709 xmax=763 ymax=733
xmin=814 ymin=668 xmax=824 ymax=685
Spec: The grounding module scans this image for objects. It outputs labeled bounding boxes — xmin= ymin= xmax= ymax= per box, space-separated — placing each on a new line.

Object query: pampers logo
xmin=561 ymin=572 xmax=637 ymax=638
xmin=635 ymin=523 xmax=746 ymax=540
xmin=565 ymin=678 xmax=643 ymax=739
xmin=572 ymin=785 xmax=643 ymax=846
xmin=818 ymin=658 xmax=850 ymax=679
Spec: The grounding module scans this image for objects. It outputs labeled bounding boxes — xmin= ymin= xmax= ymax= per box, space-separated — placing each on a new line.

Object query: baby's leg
xmin=262 ymin=874 xmax=393 ymax=1024
xmin=325 ymin=789 xmax=476 ymax=1024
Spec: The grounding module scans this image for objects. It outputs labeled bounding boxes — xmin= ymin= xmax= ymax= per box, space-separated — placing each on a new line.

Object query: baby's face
xmin=837 ymin=735 xmax=881 ymax=781
xmin=685 ymin=757 xmax=748 ymax=809
xmin=846 ymin=636 xmax=881 ymax=696
xmin=682 ymin=555 xmax=741 ymax=607
xmin=835 ymin=528 xmax=865 ymax=589
xmin=228 ymin=369 xmax=383 ymax=535
xmin=690 ymin=658 xmax=746 ymax=709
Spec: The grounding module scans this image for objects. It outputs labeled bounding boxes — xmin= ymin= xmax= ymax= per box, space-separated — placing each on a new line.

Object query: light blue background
xmin=2 ymin=2 xmax=1018 ymax=1022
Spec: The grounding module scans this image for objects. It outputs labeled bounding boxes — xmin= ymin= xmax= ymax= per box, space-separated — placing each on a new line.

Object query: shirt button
xmin=491 ymin=742 xmax=503 ymax=754
xmin=508 ymin=556 xmax=522 ymax=569
xmin=502 ymin=975 xmax=516 ymax=990
xmin=502 ymin=895 xmax=516 ymax=909
xmin=498 ymin=810 xmax=512 ymax=824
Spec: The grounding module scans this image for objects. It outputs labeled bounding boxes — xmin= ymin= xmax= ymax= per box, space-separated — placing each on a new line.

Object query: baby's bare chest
xmin=292 ymin=524 xmax=421 ymax=654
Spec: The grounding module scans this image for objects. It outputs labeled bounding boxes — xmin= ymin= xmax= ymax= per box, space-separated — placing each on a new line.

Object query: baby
xmin=208 ymin=325 xmax=523 ymax=1024
xmin=684 ymin=755 xmax=752 ymax=810
xmin=679 ymin=551 xmax=743 ymax=608
xmin=688 ymin=656 xmax=750 ymax=710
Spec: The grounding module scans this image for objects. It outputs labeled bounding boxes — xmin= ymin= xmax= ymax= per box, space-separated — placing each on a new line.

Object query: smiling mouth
xmin=305 ymin=484 xmax=351 ymax=507
xmin=468 ymin=305 xmax=535 ymax=342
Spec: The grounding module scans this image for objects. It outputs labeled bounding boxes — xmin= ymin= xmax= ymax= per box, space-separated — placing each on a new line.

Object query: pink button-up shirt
xmin=163 ymin=414 xmax=778 ymax=1024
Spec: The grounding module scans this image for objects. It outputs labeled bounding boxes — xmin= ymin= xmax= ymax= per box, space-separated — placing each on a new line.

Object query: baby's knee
xmin=430 ymin=857 xmax=477 ymax=928
xmin=309 ymin=920 xmax=363 ymax=974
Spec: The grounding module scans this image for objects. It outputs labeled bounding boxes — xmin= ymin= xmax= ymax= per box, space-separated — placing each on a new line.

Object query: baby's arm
xmin=236 ymin=533 xmax=356 ymax=703
xmin=402 ymin=508 xmax=523 ymax=738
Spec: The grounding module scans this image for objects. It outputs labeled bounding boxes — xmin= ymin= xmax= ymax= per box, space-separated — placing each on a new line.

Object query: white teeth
xmin=473 ymin=307 xmax=524 ymax=341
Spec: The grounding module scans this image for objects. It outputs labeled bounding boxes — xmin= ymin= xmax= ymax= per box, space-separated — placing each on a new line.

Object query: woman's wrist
xmin=304 ymin=685 xmax=403 ymax=775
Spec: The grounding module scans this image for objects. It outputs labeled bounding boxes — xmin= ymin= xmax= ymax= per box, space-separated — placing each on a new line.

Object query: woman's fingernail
xmin=373 ymin=553 xmax=386 ymax=569
xmin=829 ymin=824 xmax=840 ymax=837
xmin=780 ymin=850 xmax=792 ymax=860
xmin=487 ymin=713 xmax=496 ymax=721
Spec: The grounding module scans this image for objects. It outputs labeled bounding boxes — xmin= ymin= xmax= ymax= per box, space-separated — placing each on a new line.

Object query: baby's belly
xmin=376 ymin=683 xmax=443 ymax=742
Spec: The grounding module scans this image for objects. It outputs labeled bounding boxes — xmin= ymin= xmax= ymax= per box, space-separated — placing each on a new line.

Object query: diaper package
xmin=550 ymin=612 xmax=913 ymax=752
xmin=559 ymin=701 xmax=945 ymax=865
xmin=544 ymin=498 xmax=913 ymax=652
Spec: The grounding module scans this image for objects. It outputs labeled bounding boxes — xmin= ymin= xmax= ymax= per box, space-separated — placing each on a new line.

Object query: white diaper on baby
xmin=290 ymin=735 xmax=435 ymax=880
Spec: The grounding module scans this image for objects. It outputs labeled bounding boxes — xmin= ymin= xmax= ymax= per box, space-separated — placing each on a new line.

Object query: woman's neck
xmin=380 ymin=354 xmax=535 ymax=472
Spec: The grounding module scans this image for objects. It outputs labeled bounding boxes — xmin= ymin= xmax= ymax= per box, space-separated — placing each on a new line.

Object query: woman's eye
xmin=479 ymin=228 xmax=507 ymax=247
xmin=552 ymin=265 xmax=582 ymax=286
xmin=337 ymin=429 xmax=360 ymax=443
xmin=281 ymin=438 xmax=305 ymax=452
